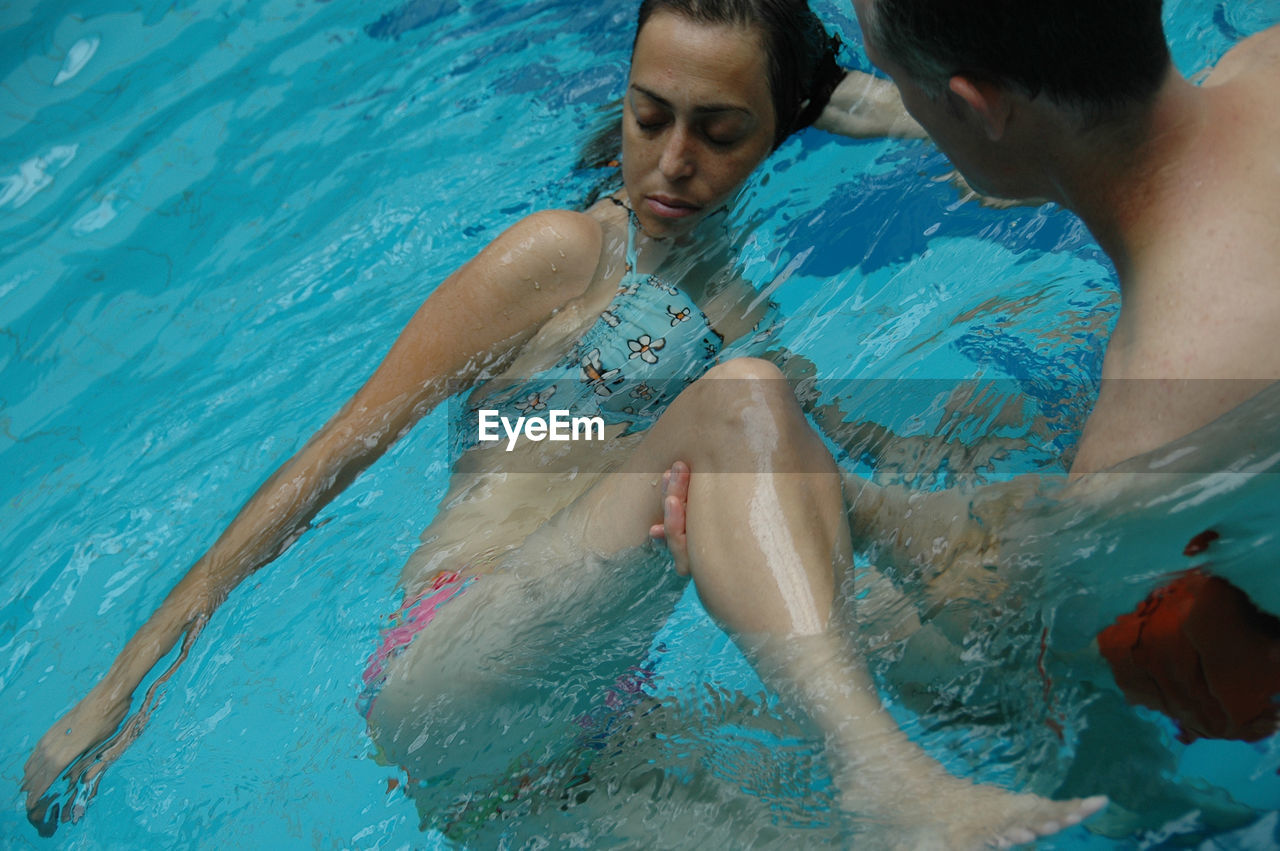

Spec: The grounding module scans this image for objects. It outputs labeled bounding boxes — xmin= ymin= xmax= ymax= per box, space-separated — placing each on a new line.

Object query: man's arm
xmin=767 ymin=350 xmax=1043 ymax=480
xmin=654 ymin=352 xmax=1057 ymax=591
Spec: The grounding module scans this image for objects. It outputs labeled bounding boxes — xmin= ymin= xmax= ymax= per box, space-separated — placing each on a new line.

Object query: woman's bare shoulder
xmin=474 ymin=209 xmax=608 ymax=301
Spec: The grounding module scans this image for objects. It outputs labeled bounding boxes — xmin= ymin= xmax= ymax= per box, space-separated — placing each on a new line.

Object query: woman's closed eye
xmin=701 ymin=115 xmax=751 ymax=146
xmin=632 ymin=111 xmax=750 ymax=147
xmin=634 ymin=111 xmax=670 ymax=131
xmin=630 ymin=91 xmax=671 ymax=131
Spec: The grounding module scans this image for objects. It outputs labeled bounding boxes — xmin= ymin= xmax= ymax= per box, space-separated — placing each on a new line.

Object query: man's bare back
xmin=1073 ymin=27 xmax=1280 ymax=474
xmin=845 ymin=0 xmax=1279 ymax=476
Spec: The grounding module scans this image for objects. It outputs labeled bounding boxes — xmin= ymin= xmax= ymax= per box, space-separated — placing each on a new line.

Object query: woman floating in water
xmin=24 ymin=0 xmax=1103 ymax=845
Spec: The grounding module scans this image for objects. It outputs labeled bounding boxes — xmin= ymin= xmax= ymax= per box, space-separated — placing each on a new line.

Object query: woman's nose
xmin=658 ymin=126 xmax=696 ymax=180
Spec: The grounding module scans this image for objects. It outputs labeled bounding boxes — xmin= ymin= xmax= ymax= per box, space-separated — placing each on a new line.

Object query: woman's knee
xmin=666 ymin=357 xmax=831 ymax=471
xmin=702 ymin=356 xmax=787 ymax=385
xmin=682 ymin=358 xmax=799 ymax=422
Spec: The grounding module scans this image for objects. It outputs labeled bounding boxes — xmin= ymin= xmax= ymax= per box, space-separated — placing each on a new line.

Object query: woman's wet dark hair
xmin=635 ymin=0 xmax=845 ymax=148
xmin=576 ymin=0 xmax=844 ymax=206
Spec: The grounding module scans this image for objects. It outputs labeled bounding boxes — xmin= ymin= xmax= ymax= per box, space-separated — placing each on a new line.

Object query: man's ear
xmin=948 ymin=75 xmax=1011 ymax=141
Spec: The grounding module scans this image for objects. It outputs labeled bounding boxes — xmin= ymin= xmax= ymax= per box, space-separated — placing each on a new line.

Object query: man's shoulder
xmin=1205 ymin=25 xmax=1280 ymax=87
xmin=1177 ymin=26 xmax=1280 ymax=251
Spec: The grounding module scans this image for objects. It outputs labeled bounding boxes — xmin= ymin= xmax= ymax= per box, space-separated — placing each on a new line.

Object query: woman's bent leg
xmin=542 ymin=358 xmax=1105 ymax=848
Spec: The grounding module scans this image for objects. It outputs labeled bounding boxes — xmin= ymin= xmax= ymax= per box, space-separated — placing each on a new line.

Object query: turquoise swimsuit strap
xmin=624 ymin=209 xmax=641 ymax=277
xmin=605 ymin=195 xmax=644 ymax=278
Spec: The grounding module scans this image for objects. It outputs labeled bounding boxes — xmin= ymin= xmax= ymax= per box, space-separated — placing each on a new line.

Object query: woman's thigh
xmin=396 ymin=432 xmax=644 ymax=589
xmin=366 ymin=527 xmax=685 ymax=801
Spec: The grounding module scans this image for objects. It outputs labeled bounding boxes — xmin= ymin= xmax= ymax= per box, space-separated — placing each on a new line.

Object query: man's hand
xmin=649 ymin=461 xmax=692 ymax=577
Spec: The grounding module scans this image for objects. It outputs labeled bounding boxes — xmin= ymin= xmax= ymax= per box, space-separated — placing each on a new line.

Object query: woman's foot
xmin=935 ymin=786 xmax=1105 ymax=849
xmin=842 ymin=766 xmax=1106 ymax=849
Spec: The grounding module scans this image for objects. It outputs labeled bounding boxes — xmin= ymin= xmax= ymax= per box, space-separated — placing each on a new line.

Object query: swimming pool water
xmin=3 ymin=0 xmax=1279 ymax=847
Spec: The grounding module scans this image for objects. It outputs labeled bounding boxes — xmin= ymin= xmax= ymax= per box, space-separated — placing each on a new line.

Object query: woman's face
xmin=622 ymin=11 xmax=777 ymax=238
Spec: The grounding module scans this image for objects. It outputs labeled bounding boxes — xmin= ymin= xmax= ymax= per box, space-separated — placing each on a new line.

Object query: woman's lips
xmin=645 ymin=195 xmax=701 ymax=219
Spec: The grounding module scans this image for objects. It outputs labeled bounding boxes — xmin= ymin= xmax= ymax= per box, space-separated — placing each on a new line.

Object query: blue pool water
xmin=3 ymin=0 xmax=1279 ymax=847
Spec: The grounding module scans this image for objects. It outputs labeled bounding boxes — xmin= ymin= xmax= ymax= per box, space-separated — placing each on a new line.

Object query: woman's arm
xmin=22 ymin=209 xmax=604 ymax=830
xmin=813 ymin=70 xmax=926 ymax=139
xmin=814 ymin=71 xmax=1043 ymax=207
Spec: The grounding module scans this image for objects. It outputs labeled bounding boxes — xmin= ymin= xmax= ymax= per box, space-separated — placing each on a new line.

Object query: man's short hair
xmin=867 ymin=0 xmax=1171 ymax=122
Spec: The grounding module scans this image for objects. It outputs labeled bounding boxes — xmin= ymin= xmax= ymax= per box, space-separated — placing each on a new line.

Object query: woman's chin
xmin=635 ymin=208 xmax=705 ymax=240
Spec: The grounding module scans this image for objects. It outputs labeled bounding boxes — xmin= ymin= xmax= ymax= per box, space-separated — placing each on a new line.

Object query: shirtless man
xmin=660 ymin=3 xmax=1280 ymax=583
xmin=849 ymin=0 xmax=1280 ymax=477
xmin=830 ymin=0 xmax=1280 ymax=668
xmin=656 ymin=0 xmax=1280 ymax=824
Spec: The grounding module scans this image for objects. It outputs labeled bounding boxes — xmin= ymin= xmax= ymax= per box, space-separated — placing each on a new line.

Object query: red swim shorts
xmin=1097 ymin=567 xmax=1280 ymax=743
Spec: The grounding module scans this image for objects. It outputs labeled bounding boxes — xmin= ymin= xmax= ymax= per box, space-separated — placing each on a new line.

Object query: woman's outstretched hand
xmin=649 ymin=461 xmax=692 ymax=577
xmin=22 ymin=684 xmax=132 ymax=835
xmin=23 ymin=611 xmax=207 ymax=835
